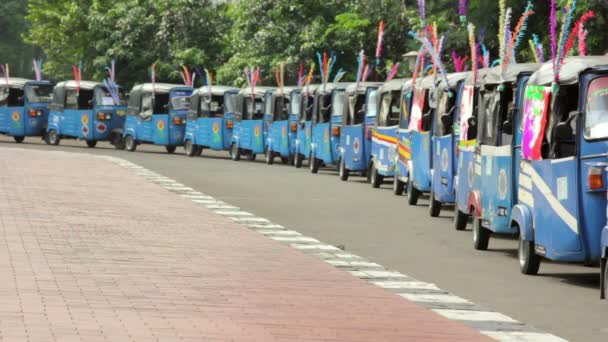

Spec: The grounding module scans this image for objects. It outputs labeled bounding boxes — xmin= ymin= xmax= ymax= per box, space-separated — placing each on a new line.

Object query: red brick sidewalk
xmin=0 ymin=148 xmax=491 ymax=342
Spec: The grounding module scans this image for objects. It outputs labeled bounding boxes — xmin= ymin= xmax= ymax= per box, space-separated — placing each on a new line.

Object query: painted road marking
xmin=99 ymin=154 xmax=569 ymax=342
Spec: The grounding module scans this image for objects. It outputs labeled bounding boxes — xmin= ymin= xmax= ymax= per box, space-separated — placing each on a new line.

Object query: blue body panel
xmin=124 ymin=112 xmax=185 ymax=146
xmin=296 ymin=121 xmax=312 ymax=158
xmin=48 ymin=106 xmax=127 ymax=141
xmin=371 ymin=125 xmax=398 ymax=177
xmin=312 ymin=117 xmax=341 ymax=165
xmin=268 ymin=120 xmax=290 ymax=157
xmin=288 ymin=114 xmax=299 ymax=156
xmin=396 ymin=129 xmax=411 ymax=182
xmin=431 ymin=134 xmax=456 ymax=203
xmin=341 ymin=124 xmax=368 ymax=172
xmin=0 ymin=104 xmax=49 ymax=137
xmin=185 ymin=113 xmax=236 ymax=151
xmin=410 ymin=130 xmax=432 ymax=192
xmin=456 ymin=149 xmax=477 ymax=213
xmin=233 ymin=119 xmax=265 ymax=155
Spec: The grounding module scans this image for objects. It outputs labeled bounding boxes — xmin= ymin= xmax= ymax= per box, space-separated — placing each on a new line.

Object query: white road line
xmin=270 ymin=236 xmax=319 ymax=243
xmin=481 ymin=331 xmax=569 ymax=342
xmin=399 ymin=293 xmax=471 ymax=304
xmin=292 ymin=244 xmax=340 ymax=251
xmin=257 ymin=230 xmax=301 ymax=236
xmin=433 ymin=309 xmax=519 ymax=323
xmin=372 ymin=281 xmax=440 ymax=291
xmin=214 ymin=210 xmax=254 ymax=216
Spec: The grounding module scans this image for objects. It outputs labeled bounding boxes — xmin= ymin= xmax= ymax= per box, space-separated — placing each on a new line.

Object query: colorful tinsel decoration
xmin=409 ymin=30 xmax=450 ymax=96
xmin=459 ymin=0 xmax=468 ymax=24
xmin=555 ymin=0 xmax=578 ymax=82
xmin=417 ymin=0 xmax=426 ymax=24
xmin=376 ymin=21 xmax=385 ymax=62
xmin=297 ymin=63 xmax=304 ymax=87
xmin=468 ymin=23 xmax=478 ymax=86
xmin=149 ymin=63 xmax=157 ymax=93
xmin=0 ymin=64 xmax=8 ymax=85
xmin=32 ymin=59 xmax=43 ymax=81
xmin=452 ymin=52 xmax=468 ymax=73
xmin=563 ymin=11 xmax=595 ymax=58
xmin=385 ymin=63 xmax=400 ymax=81
xmin=72 ymin=62 xmax=82 ymax=94
xmin=503 ymin=7 xmax=535 ymax=75
xmin=498 ymin=0 xmax=506 ymax=64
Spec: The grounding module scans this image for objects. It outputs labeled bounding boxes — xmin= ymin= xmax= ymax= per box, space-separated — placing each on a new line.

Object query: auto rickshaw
xmin=466 ymin=64 xmax=539 ymax=249
xmin=266 ymin=86 xmax=298 ymax=165
xmin=338 ymin=82 xmax=381 ymax=181
xmin=309 ymin=83 xmax=349 ymax=174
xmin=46 ymin=80 xmax=127 ymax=148
xmin=230 ymin=86 xmax=275 ymax=161
xmin=184 ymin=86 xmax=239 ymax=157
xmin=510 ymin=56 xmax=608 ymax=278
xmin=427 ymin=72 xmax=469 ymax=216
xmin=123 ymin=83 xmax=192 ymax=153
xmin=395 ymin=79 xmax=414 ymax=194
xmin=0 ymin=78 xmax=53 ymax=143
xmin=294 ymin=84 xmax=318 ymax=168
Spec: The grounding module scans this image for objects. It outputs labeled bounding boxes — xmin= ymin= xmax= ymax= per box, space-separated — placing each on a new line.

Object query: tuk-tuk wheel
xmin=310 ymin=155 xmax=319 ymax=174
xmin=454 ymin=209 xmax=468 ymax=231
xmin=429 ymin=191 xmax=442 ymax=217
xmin=407 ymin=181 xmax=420 ymax=206
xmin=339 ymin=159 xmax=349 ymax=181
xmin=518 ymin=234 xmax=541 ymax=275
xmin=46 ymin=130 xmax=60 ymax=146
xmin=246 ymin=152 xmax=256 ymax=161
xmin=185 ymin=140 xmax=196 ymax=157
xmin=230 ymin=144 xmax=241 ymax=161
xmin=370 ymin=163 xmax=383 ymax=188
xmin=265 ymin=150 xmax=274 ymax=165
xmin=197 ymin=146 xmax=203 ymax=156
xmin=393 ymin=177 xmax=405 ymax=195
xmin=13 ymin=136 xmax=24 ymax=143
xmin=166 ymin=146 xmax=176 ymax=154
xmin=601 ymin=258 xmax=607 ymax=299
xmin=287 ymin=155 xmax=295 ymax=166
xmin=86 ymin=140 xmax=97 ymax=148
xmin=125 ymin=135 xmax=136 ymax=152
xmin=281 ymin=156 xmax=289 ymax=165
xmin=473 ymin=218 xmax=490 ymax=251
xmin=114 ymin=138 xmax=126 ymax=150
xmin=294 ymin=154 xmax=303 ymax=168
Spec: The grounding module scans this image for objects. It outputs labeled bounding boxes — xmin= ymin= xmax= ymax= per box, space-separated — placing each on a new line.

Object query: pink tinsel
xmin=550 ymin=0 xmax=557 ymax=78
xmin=563 ymin=11 xmax=595 ymax=58
xmin=578 ymin=26 xmax=588 ymax=56
xmin=376 ymin=21 xmax=385 ymax=59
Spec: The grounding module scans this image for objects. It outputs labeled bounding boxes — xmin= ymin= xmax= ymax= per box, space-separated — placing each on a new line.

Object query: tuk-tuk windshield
xmin=225 ymin=92 xmax=238 ymax=113
xmin=171 ymin=90 xmax=192 ymax=111
xmin=378 ymin=90 xmax=401 ymax=127
xmin=478 ymin=87 xmax=501 ymax=145
xmin=300 ymin=94 xmax=314 ymax=122
xmin=434 ymin=92 xmax=456 ymax=136
xmin=25 ymin=84 xmax=53 ymax=103
xmin=290 ymin=92 xmax=301 ymax=115
xmin=274 ymin=96 xmax=289 ymax=121
xmin=365 ymin=90 xmax=378 ymax=117
xmin=399 ymin=92 xmax=411 ymax=129
xmin=95 ymin=87 xmax=126 ymax=107
xmin=245 ymin=97 xmax=264 ymax=120
xmin=331 ymin=90 xmax=345 ymax=117
xmin=585 ymin=76 xmax=608 ymax=140
xmin=201 ymin=95 xmax=224 ymax=118
xmin=348 ymin=93 xmax=366 ymax=125
xmin=0 ymin=87 xmax=25 ymax=107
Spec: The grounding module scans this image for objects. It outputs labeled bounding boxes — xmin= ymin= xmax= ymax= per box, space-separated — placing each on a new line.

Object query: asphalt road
xmin=2 ymin=135 xmax=606 ymax=342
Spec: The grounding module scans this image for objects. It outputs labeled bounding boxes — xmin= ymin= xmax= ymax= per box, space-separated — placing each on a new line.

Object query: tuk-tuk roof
xmin=132 ymin=83 xmax=193 ymax=94
xmin=484 ymin=63 xmax=541 ymax=85
xmin=378 ymin=78 xmax=409 ymax=93
xmin=193 ymin=85 xmax=239 ymax=97
xmin=464 ymin=68 xmax=493 ymax=86
xmin=273 ymin=86 xmax=299 ymax=98
xmin=345 ymin=82 xmax=382 ymax=95
xmin=419 ymin=75 xmax=439 ymax=89
xmin=56 ymin=80 xmax=103 ymax=90
xmin=0 ymin=77 xmax=51 ymax=88
xmin=316 ymin=82 xmax=350 ymax=95
xmin=438 ymin=72 xmax=470 ymax=91
xmin=528 ymin=56 xmax=608 ymax=86
xmin=239 ymin=86 xmax=275 ymax=98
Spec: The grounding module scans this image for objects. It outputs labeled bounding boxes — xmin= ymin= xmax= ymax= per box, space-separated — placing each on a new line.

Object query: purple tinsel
xmin=459 ymin=0 xmax=468 ymax=16
xmin=550 ymin=0 xmax=557 ymax=78
xmin=417 ymin=0 xmax=426 ymax=21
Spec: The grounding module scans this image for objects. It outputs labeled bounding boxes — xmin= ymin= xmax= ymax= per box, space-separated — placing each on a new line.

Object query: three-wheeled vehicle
xmin=294 ymin=84 xmax=318 ymax=168
xmin=466 ymin=64 xmax=539 ymax=249
xmin=395 ymin=79 xmax=415 ymax=194
xmin=453 ymin=68 xmax=492 ymax=230
xmin=184 ymin=85 xmax=239 ymax=157
xmin=369 ymin=79 xmax=406 ymax=188
xmin=427 ymin=72 xmax=469 ymax=216
xmin=46 ymin=81 xmax=127 ymax=148
xmin=510 ymin=56 xmax=608 ymax=277
xmin=230 ymin=86 xmax=275 ymax=161
xmin=266 ymin=86 xmax=298 ymax=165
xmin=309 ymin=83 xmax=349 ymax=173
xmin=0 ymin=78 xmax=53 ymax=143
xmin=124 ymin=83 xmax=193 ymax=153
xmin=338 ymin=82 xmax=381 ymax=181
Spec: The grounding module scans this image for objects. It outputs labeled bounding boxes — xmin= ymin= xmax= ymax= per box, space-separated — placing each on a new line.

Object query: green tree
xmin=0 ymin=0 xmax=41 ymax=78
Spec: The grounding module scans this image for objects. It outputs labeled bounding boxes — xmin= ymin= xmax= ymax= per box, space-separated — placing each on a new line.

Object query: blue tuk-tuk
xmin=427 ymin=72 xmax=469 ymax=216
xmin=0 ymin=78 xmax=53 ymax=143
xmin=369 ymin=79 xmax=406 ymax=188
xmin=338 ymin=82 xmax=381 ymax=181
xmin=466 ymin=64 xmax=539 ymax=249
xmin=309 ymin=83 xmax=349 ymax=174
xmin=265 ymin=86 xmax=298 ymax=165
xmin=124 ymin=83 xmax=193 ymax=153
xmin=46 ymin=80 xmax=127 ymax=148
xmin=602 ymin=190 xmax=608 ymax=298
xmin=294 ymin=84 xmax=318 ymax=168
xmin=511 ymin=56 xmax=608 ymax=277
xmin=230 ymin=86 xmax=274 ymax=161
xmin=183 ymin=85 xmax=239 ymax=157
xmin=395 ymin=79 xmax=415 ymax=194
xmin=453 ymin=69 xmax=492 ymax=230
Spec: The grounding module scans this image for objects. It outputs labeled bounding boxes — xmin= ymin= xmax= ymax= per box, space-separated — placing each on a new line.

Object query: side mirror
xmin=440 ymin=113 xmax=452 ymax=128
xmin=555 ymin=122 xmax=574 ymax=141
xmin=467 ymin=116 xmax=477 ymax=127
xmin=422 ymin=112 xmax=433 ymax=129
xmin=502 ymin=119 xmax=513 ymax=135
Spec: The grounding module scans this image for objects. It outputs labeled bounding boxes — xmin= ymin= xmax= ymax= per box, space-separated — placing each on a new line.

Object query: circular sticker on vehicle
xmin=12 ymin=112 xmax=20 ymax=122
xmin=29 ymin=118 xmax=38 ymax=127
xmin=254 ymin=125 xmax=261 ymax=137
xmin=157 ymin=120 xmax=165 ymax=130
xmin=82 ymin=125 xmax=89 ymax=137
xmin=81 ymin=114 xmax=89 ymax=125
xmin=498 ymin=169 xmax=508 ymax=200
xmin=467 ymin=162 xmax=474 ymax=188
xmin=441 ymin=148 xmax=449 ymax=172
xmin=96 ymin=122 xmax=107 ymax=134
xmin=212 ymin=122 xmax=220 ymax=134
xmin=324 ymin=129 xmax=329 ymax=142
xmin=353 ymin=137 xmax=360 ymax=154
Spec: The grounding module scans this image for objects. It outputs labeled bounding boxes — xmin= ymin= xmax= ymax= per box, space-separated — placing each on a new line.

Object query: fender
xmin=406 ymin=160 xmax=413 ymax=179
xmin=46 ymin=122 xmax=60 ymax=134
xmin=184 ymin=132 xmax=195 ymax=145
xmin=601 ymin=224 xmax=608 ymax=258
xmin=510 ymin=204 xmax=534 ymax=241
xmin=124 ymin=127 xmax=137 ymax=140
xmin=109 ymin=128 xmax=123 ymax=141
xmin=230 ymin=135 xmax=240 ymax=147
xmin=467 ymin=190 xmax=482 ymax=218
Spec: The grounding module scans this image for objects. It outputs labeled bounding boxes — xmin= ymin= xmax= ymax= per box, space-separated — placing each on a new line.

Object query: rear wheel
xmin=339 ymin=159 xmax=350 ymax=181
xmin=601 ymin=258 xmax=608 ymax=299
xmin=370 ymin=162 xmax=383 ymax=188
xmin=407 ymin=180 xmax=420 ymax=206
xmin=86 ymin=140 xmax=97 ymax=148
xmin=454 ymin=209 xmax=468 ymax=231
xmin=165 ymin=146 xmax=176 ymax=154
xmin=185 ymin=140 xmax=196 ymax=157
xmin=310 ymin=155 xmax=319 ymax=174
xmin=230 ymin=143 xmax=241 ymax=161
xmin=518 ymin=234 xmax=541 ymax=275
xmin=46 ymin=130 xmax=60 ymax=146
xmin=429 ymin=191 xmax=442 ymax=217
xmin=13 ymin=136 xmax=24 ymax=143
xmin=288 ymin=154 xmax=295 ymax=166
xmin=125 ymin=135 xmax=136 ymax=152
xmin=246 ymin=152 xmax=256 ymax=161
xmin=295 ymin=153 xmax=303 ymax=168
xmin=114 ymin=137 xmax=126 ymax=150
xmin=265 ymin=150 xmax=275 ymax=165
xmin=197 ymin=146 xmax=203 ymax=156
xmin=393 ymin=176 xmax=405 ymax=195
xmin=473 ymin=218 xmax=490 ymax=250
xmin=281 ymin=156 xmax=289 ymax=164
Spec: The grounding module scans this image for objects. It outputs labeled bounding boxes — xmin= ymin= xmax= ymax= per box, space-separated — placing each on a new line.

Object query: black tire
xmin=370 ymin=162 xmax=383 ymax=188
xmin=13 ymin=136 xmax=24 ymax=143
xmin=518 ymin=234 xmax=541 ymax=275
xmin=197 ymin=146 xmax=203 ymax=156
xmin=310 ymin=155 xmax=319 ymax=174
xmin=114 ymin=137 xmax=126 ymax=150
xmin=281 ymin=156 xmax=289 ymax=165
xmin=165 ymin=146 xmax=176 ymax=154
xmin=454 ymin=209 xmax=468 ymax=231
xmin=86 ymin=140 xmax=97 ymax=148
xmin=429 ymin=191 xmax=442 ymax=217
xmin=265 ymin=150 xmax=274 ymax=165
xmin=230 ymin=143 xmax=241 ymax=161
xmin=601 ymin=257 xmax=607 ymax=299
xmin=295 ymin=153 xmax=303 ymax=168
xmin=393 ymin=177 xmax=405 ymax=196
xmin=246 ymin=152 xmax=256 ymax=161
xmin=407 ymin=180 xmax=420 ymax=206
xmin=125 ymin=135 xmax=136 ymax=152
xmin=46 ymin=130 xmax=60 ymax=146
xmin=473 ymin=218 xmax=490 ymax=251
xmin=339 ymin=159 xmax=350 ymax=181
xmin=288 ymin=154 xmax=295 ymax=166
xmin=185 ymin=140 xmax=196 ymax=157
